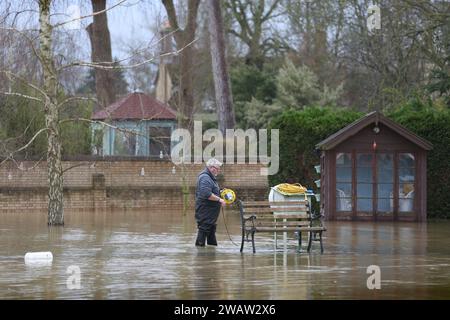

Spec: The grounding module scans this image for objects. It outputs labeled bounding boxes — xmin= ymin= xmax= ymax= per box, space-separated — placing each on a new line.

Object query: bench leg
xmin=320 ymin=232 xmax=324 ymax=254
xmin=251 ymin=232 xmax=256 ymax=253
xmin=298 ymin=232 xmax=302 ymax=252
xmin=240 ymin=229 xmax=245 ymax=252
xmin=307 ymin=231 xmax=313 ymax=252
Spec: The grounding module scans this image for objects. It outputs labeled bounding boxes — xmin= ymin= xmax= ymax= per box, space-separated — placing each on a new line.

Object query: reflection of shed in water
xmin=316 ymin=112 xmax=432 ymax=221
xmin=322 ymin=222 xmax=428 ymax=299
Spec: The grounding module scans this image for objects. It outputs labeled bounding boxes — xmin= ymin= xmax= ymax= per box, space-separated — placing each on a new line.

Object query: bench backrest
xmin=238 ymin=200 xmax=311 ymax=228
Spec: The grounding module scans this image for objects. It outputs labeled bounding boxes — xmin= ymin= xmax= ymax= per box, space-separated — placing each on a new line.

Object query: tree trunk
xmin=39 ymin=0 xmax=64 ymax=226
xmin=162 ymin=0 xmax=200 ymax=132
xmin=178 ymin=41 xmax=195 ymax=131
xmin=208 ymin=0 xmax=235 ymax=133
xmin=86 ymin=0 xmax=115 ymax=111
xmin=302 ymin=1 xmax=312 ymax=66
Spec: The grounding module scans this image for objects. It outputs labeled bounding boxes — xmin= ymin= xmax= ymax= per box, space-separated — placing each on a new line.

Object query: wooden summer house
xmin=316 ymin=111 xmax=432 ymax=222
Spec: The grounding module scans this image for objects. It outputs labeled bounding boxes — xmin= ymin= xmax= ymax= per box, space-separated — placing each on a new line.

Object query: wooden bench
xmin=237 ymin=200 xmax=326 ymax=253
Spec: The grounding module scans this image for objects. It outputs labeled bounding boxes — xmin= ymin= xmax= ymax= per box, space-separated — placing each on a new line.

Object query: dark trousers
xmin=195 ymin=224 xmax=217 ymax=246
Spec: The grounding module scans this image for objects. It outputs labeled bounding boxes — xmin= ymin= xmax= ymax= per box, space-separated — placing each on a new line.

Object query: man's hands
xmin=208 ymin=193 xmax=226 ymax=206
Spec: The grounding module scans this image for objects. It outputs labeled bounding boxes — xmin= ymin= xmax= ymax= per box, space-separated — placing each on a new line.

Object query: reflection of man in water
xmin=195 ymin=158 xmax=226 ymax=247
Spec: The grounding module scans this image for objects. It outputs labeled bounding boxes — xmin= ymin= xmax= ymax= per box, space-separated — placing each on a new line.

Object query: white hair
xmin=206 ymin=158 xmax=223 ymax=168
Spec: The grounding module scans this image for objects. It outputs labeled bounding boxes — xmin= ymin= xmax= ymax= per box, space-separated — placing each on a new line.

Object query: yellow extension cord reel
xmin=220 ymin=188 xmax=236 ymax=204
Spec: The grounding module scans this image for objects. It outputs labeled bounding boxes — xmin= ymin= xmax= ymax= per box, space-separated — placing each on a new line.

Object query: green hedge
xmin=269 ymin=104 xmax=450 ymax=219
xmin=269 ymin=106 xmax=362 ymax=190
xmin=387 ymin=102 xmax=450 ymax=219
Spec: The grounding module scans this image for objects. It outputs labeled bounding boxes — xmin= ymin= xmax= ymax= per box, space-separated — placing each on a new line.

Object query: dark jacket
xmin=195 ymin=168 xmax=221 ymax=226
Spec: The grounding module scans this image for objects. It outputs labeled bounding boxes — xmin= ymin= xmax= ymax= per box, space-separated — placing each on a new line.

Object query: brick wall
xmin=0 ymin=160 xmax=269 ymax=211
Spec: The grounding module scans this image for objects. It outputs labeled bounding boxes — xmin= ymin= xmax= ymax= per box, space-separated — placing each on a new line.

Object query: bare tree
xmin=207 ymin=0 xmax=235 ymax=133
xmin=39 ymin=0 xmax=64 ymax=225
xmin=336 ymin=0 xmax=430 ymax=109
xmin=283 ymin=0 xmax=344 ymax=88
xmin=162 ymin=0 xmax=200 ymax=131
xmin=86 ymin=0 xmax=116 ymax=111
xmin=224 ymin=0 xmax=284 ymax=69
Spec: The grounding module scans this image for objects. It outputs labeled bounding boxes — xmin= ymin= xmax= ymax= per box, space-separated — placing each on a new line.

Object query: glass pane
xmin=92 ymin=129 xmax=103 ymax=156
xmin=336 ymin=153 xmax=351 ymax=166
xmin=399 ymin=167 xmax=415 ymax=182
xmin=336 ymin=167 xmax=352 ymax=182
xmin=336 ymin=183 xmax=352 ymax=197
xmin=149 ymin=127 xmax=171 ymax=156
xmin=399 ymin=183 xmax=414 ymax=199
xmin=377 ymin=153 xmax=393 ymax=183
xmin=399 ymin=199 xmax=414 ymax=212
xmin=377 ymin=198 xmax=393 ymax=212
xmin=377 ymin=183 xmax=393 ymax=198
xmin=357 ymin=167 xmax=373 ymax=182
xmin=357 ymin=183 xmax=372 ymax=197
xmin=357 ymin=198 xmax=373 ymax=211
xmin=377 ymin=153 xmax=393 ymax=164
xmin=336 ymin=197 xmax=352 ymax=211
xmin=357 ymin=153 xmax=373 ymax=167
xmin=114 ymin=130 xmax=137 ymax=156
xmin=399 ymin=153 xmax=415 ymax=167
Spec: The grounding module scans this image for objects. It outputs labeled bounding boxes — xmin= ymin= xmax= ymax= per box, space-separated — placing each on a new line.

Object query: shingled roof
xmin=316 ymin=111 xmax=433 ymax=151
xmin=91 ymin=92 xmax=177 ymax=121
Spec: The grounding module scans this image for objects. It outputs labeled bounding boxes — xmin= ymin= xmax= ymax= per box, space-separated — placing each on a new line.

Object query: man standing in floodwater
xmin=195 ymin=158 xmax=226 ymax=246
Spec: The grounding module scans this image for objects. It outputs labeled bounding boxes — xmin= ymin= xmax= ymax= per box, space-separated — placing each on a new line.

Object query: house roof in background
xmin=91 ymin=92 xmax=177 ymax=121
xmin=316 ymin=111 xmax=433 ymax=151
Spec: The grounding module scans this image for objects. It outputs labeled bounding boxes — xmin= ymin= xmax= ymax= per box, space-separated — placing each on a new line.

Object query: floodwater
xmin=1 ymin=207 xmax=450 ymax=300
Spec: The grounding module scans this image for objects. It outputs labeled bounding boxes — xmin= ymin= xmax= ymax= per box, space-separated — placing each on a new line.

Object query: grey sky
xmin=2 ymin=0 xmax=167 ymax=58
xmin=105 ymin=1 xmax=165 ymax=59
xmin=61 ymin=0 xmax=166 ymax=60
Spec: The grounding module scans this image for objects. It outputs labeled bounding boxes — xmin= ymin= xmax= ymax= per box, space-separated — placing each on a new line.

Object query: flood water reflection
xmin=1 ymin=208 xmax=450 ymax=299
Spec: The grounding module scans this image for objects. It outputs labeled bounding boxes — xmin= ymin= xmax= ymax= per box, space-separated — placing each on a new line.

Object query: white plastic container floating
xmin=314 ymin=179 xmax=321 ymax=188
xmin=24 ymin=251 xmax=53 ymax=266
xmin=314 ymin=165 xmax=321 ymax=174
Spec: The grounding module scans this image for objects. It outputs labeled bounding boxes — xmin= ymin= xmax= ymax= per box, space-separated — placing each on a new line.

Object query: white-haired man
xmin=194 ymin=158 xmax=226 ymax=246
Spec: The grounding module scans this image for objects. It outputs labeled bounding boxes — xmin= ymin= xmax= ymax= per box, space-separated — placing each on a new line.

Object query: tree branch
xmin=186 ymin=0 xmax=201 ymax=33
xmin=0 ymin=70 xmax=48 ymax=99
xmin=52 ymin=0 xmax=127 ymax=29
xmin=0 ymin=128 xmax=49 ymax=164
xmin=162 ymin=0 xmax=182 ymax=44
xmin=57 ymin=96 xmax=97 ymax=108
xmin=262 ymin=0 xmax=282 ymax=22
xmin=0 ymin=26 xmax=43 ymax=65
xmin=58 ymin=26 xmax=179 ymax=71
xmin=60 ymin=38 xmax=197 ymax=71
xmin=62 ymin=161 xmax=96 ymax=174
xmin=1 ymin=91 xmax=43 ymax=103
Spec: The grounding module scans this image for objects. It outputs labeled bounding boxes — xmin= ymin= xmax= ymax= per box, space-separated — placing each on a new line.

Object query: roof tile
xmin=91 ymin=92 xmax=177 ymax=120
